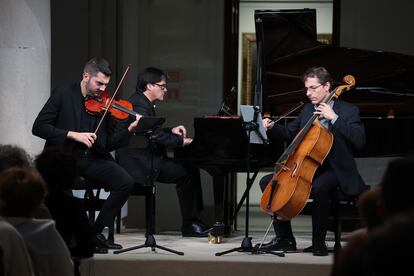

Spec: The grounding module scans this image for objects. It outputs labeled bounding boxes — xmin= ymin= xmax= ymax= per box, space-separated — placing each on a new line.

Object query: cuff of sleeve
xmin=331 ymin=114 xmax=339 ymax=124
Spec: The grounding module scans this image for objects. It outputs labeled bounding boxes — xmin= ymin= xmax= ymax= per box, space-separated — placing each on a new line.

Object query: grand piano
xmin=175 ymin=8 xmax=414 ymax=234
xmin=175 ymin=116 xmax=278 ymax=234
xmin=254 ymin=9 xmax=414 ymax=157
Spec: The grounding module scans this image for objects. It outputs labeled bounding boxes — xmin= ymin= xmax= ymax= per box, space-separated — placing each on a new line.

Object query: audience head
xmin=0 ymin=167 xmax=46 ymax=218
xmin=361 ymin=211 xmax=414 ymax=276
xmin=0 ymin=144 xmax=32 ymax=172
xmin=356 ymin=186 xmax=384 ymax=231
xmin=380 ymin=157 xmax=414 ymax=216
xmin=34 ymin=146 xmax=79 ymax=191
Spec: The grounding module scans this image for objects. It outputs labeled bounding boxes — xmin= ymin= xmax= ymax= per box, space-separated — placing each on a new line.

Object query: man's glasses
xmin=306 ymin=83 xmax=324 ymax=92
xmin=154 ymin=83 xmax=167 ymax=90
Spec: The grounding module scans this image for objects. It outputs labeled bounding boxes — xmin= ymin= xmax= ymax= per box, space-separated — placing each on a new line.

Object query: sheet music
xmin=240 ymin=105 xmax=268 ymax=144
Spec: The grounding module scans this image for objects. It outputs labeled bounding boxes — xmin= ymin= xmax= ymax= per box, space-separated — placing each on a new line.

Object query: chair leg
xmin=333 ymin=201 xmax=342 ymax=250
xmin=116 ymin=211 xmax=121 ymax=234
xmin=108 ymin=224 xmax=114 ymax=242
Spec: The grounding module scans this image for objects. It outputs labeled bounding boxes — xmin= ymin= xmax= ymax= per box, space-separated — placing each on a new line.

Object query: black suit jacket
xmin=116 ymin=92 xmax=183 ymax=184
xmin=269 ymin=100 xmax=366 ymax=196
xmin=32 ymin=83 xmax=131 ymax=159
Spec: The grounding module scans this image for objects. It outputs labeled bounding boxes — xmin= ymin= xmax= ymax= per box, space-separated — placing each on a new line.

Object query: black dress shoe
xmin=95 ymin=233 xmax=123 ymax=250
xmin=182 ymin=221 xmax=212 ymax=237
xmin=303 ymin=243 xmax=328 ymax=256
xmin=255 ymin=237 xmax=297 ymax=252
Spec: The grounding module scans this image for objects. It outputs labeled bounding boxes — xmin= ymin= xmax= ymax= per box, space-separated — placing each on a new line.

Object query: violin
xmin=85 ymin=92 xmax=138 ymax=121
xmin=84 ymin=64 xmax=139 ymax=138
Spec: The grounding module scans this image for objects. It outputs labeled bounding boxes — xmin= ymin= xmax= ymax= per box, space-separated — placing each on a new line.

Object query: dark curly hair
xmin=34 ymin=146 xmax=79 ymax=191
xmin=0 ymin=167 xmax=46 ymax=217
xmin=0 ymin=144 xmax=32 ymax=172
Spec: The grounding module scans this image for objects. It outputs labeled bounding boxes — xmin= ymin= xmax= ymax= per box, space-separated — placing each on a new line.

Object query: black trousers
xmin=259 ymin=168 xmax=338 ymax=244
xmin=77 ymin=156 xmax=134 ymax=231
xmin=155 ymin=157 xmax=202 ymax=222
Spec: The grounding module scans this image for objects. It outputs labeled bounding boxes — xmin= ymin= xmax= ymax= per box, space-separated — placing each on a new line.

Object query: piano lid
xmin=254 ymin=9 xmax=414 ymax=117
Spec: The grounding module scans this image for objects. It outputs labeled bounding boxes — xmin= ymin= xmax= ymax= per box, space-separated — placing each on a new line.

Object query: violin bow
xmin=93 ymin=64 xmax=131 ymax=135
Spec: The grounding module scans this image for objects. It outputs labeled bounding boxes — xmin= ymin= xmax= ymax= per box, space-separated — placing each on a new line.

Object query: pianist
xmin=116 ymin=67 xmax=210 ymax=237
xmin=256 ymin=67 xmax=366 ymax=256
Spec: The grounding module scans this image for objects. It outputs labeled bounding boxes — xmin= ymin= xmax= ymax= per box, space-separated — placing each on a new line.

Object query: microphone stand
xmin=215 ymin=106 xmax=284 ymax=257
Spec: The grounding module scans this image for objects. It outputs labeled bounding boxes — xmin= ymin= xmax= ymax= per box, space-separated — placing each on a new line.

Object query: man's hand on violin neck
xmin=67 ymin=131 xmax=97 ymax=148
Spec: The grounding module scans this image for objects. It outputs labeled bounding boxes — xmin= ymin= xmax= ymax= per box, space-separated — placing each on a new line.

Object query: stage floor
xmin=79 ymin=224 xmax=341 ymax=276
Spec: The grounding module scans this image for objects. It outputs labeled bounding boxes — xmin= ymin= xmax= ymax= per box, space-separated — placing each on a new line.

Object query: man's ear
xmin=82 ymin=72 xmax=90 ymax=82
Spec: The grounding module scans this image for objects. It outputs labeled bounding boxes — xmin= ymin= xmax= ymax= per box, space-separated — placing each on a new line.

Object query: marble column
xmin=0 ymin=0 xmax=50 ymax=156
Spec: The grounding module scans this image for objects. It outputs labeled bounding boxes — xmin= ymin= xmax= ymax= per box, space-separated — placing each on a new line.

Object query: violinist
xmin=116 ymin=67 xmax=211 ymax=237
xmin=257 ymin=67 xmax=366 ymax=256
xmin=32 ymin=57 xmax=141 ymax=252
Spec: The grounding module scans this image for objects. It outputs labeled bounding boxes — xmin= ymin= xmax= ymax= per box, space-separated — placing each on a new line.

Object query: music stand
xmin=114 ymin=116 xmax=184 ymax=256
xmin=215 ymin=106 xmax=284 ymax=257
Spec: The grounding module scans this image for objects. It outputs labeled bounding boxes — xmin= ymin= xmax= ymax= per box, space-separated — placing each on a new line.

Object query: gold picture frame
xmin=241 ymin=33 xmax=332 ymax=105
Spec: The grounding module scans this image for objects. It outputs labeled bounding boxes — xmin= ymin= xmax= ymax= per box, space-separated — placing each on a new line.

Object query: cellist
xmin=257 ymin=67 xmax=366 ymax=256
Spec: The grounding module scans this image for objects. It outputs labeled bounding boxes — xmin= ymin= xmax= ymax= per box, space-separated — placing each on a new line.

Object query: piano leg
xmin=205 ymin=166 xmax=235 ymax=236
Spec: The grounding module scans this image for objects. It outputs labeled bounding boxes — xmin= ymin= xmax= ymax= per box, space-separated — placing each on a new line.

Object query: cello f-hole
xmin=291 ymin=162 xmax=298 ymax=177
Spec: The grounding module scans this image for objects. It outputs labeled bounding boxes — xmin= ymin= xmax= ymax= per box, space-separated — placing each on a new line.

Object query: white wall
xmin=0 ymin=0 xmax=50 ymax=157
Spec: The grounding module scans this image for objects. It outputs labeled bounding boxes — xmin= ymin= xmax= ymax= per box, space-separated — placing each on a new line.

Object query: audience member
xmin=0 ymin=144 xmax=31 ymax=171
xmin=331 ymin=157 xmax=414 ymax=276
xmin=380 ymin=157 xmax=414 ymax=216
xmin=35 ymin=146 xmax=97 ymax=273
xmin=0 ymin=167 xmax=74 ymax=276
xmin=0 ymin=144 xmax=51 ymax=219
xmin=359 ymin=211 xmax=414 ymax=276
xmin=0 ymin=218 xmax=34 ymax=276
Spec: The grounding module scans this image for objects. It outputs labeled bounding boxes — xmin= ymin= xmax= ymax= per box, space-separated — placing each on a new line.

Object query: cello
xmin=260 ymin=75 xmax=356 ymax=221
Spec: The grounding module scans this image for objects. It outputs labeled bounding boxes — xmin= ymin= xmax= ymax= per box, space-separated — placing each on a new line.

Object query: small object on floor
xmin=208 ymin=233 xmax=222 ymax=244
xmin=208 ymin=222 xmax=225 ymax=244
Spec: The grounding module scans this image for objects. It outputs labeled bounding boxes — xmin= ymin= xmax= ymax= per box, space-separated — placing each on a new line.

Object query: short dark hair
xmin=84 ymin=57 xmax=112 ymax=77
xmin=380 ymin=157 xmax=414 ymax=216
xmin=302 ymin=67 xmax=332 ymax=85
xmin=35 ymin=146 xmax=79 ymax=191
xmin=0 ymin=144 xmax=31 ymax=173
xmin=135 ymin=67 xmax=167 ymax=93
xmin=0 ymin=167 xmax=46 ymax=218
